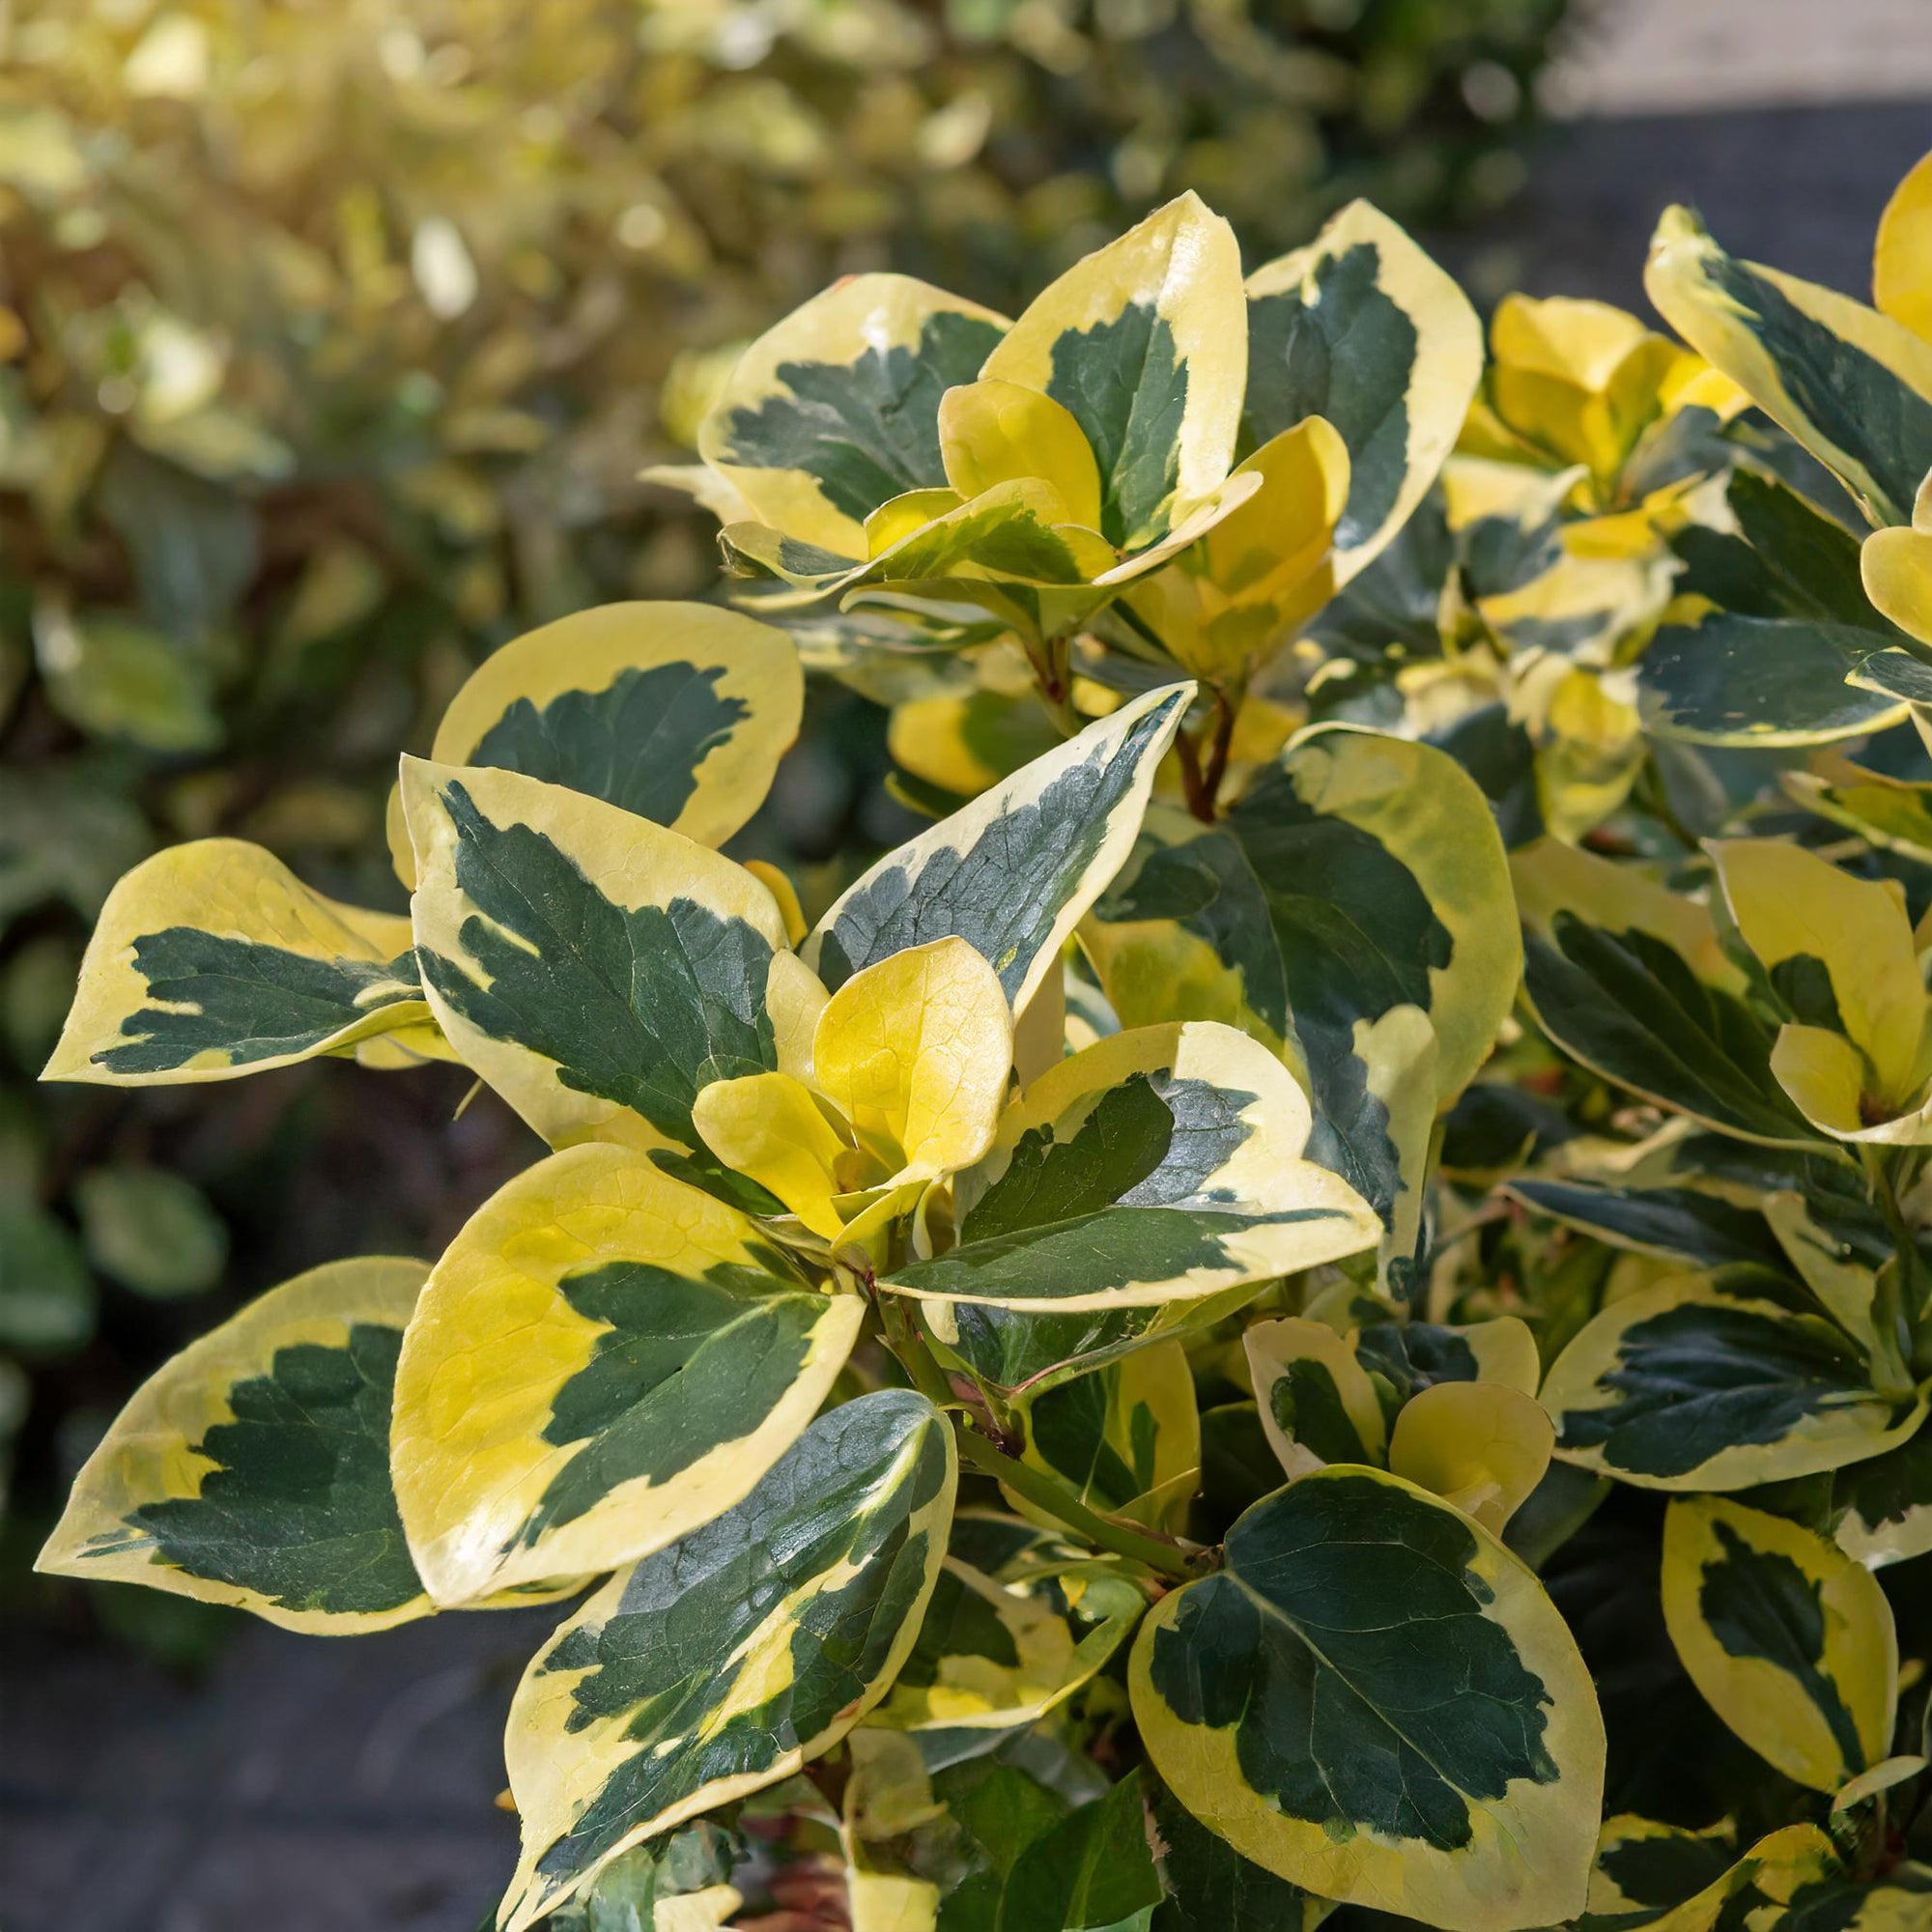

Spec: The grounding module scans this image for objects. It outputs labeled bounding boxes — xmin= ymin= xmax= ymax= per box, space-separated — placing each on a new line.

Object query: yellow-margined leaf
xmin=1580 ymin=1815 xmax=1738 ymax=1923
xmin=1130 ymin=1465 xmax=1604 ymax=1930
xmin=1644 ymin=206 xmax=1932 ymax=528
xmin=1540 ymin=1276 xmax=1924 ymax=1491
xmin=883 ymin=1019 xmax=1378 ymax=1310
xmin=1090 ymin=726 xmax=1516 ymax=1284
xmin=868 ymin=1552 xmax=1144 ymax=1732
xmin=918 ymin=1275 xmax=1266 ymax=1402
xmin=1824 ymin=1428 xmax=1932 ymax=1568
xmin=697 ymin=273 xmax=1009 ymax=556
xmin=498 ymin=1390 xmax=953 ymax=1931
xmin=386 ymin=602 xmax=803 ymax=887
xmin=402 ymin=758 xmax=794 ymax=1157
xmin=1252 ymin=725 xmax=1519 ymax=1109
xmin=806 ymin=682 xmax=1192 ymax=1018
xmin=980 ymin=191 xmax=1245 ymax=551
xmin=1662 ymin=1495 xmax=1897 ymax=1791
xmin=1009 ymin=1338 xmax=1200 ymax=1533
xmin=389 ymin=1142 xmax=863 ymax=1605
xmin=1514 ymin=838 xmax=1821 ymax=1150
xmin=1244 ymin=1316 xmax=1388 ymax=1477
xmin=44 ymin=839 xmax=433 ymax=1086
xmin=1244 ymin=200 xmax=1482 ymax=584
xmin=38 ymin=1257 xmax=433 ymax=1633
xmin=1710 ymin=838 xmax=1932 ymax=1122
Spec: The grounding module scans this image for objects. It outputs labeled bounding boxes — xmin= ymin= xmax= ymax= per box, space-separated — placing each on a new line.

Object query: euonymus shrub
xmin=36 ymin=177 xmax=1932 ymax=1932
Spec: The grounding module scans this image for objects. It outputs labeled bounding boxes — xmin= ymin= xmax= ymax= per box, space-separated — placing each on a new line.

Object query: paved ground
xmin=1 ymin=1605 xmax=549 ymax=1932
xmin=8 ymin=14 xmax=1932 ymax=1930
xmin=1445 ymin=100 xmax=1932 ymax=313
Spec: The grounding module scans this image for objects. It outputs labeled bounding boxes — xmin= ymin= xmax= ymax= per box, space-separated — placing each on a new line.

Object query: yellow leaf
xmin=1124 ymin=415 xmax=1349 ymax=681
xmin=693 ymin=1070 xmax=852 ymax=1239
xmin=938 ymin=379 xmax=1104 ymax=532
xmin=813 ymin=936 xmax=1013 ymax=1184
xmin=1387 ymin=1380 xmax=1554 ymax=1537
xmin=1875 ymin=149 xmax=1932 ymax=344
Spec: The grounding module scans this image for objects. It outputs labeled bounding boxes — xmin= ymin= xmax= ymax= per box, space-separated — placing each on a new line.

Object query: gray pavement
xmin=1 ymin=1607 xmax=547 ymax=1931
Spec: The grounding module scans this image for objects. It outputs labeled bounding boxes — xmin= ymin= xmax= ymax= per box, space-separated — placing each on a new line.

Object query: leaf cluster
xmin=39 ymin=152 xmax=1932 ymax=1932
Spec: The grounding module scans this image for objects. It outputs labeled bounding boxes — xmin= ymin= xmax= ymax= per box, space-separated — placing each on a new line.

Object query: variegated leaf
xmin=1644 ymin=205 xmax=1932 ymax=528
xmin=390 ymin=603 xmax=802 ymax=888
xmin=390 ymin=1143 xmax=862 ymax=1605
xmin=1502 ymin=1179 xmax=1788 ymax=1272
xmin=1578 ymin=1814 xmax=1738 ymax=1927
xmin=1662 ymin=1495 xmax=1896 ymax=1791
xmin=697 ymin=273 xmax=1009 ymax=556
xmin=919 ymin=1277 xmax=1264 ymax=1401
xmin=1620 ymin=1825 xmax=1843 ymax=1932
xmin=1009 ymin=1338 xmax=1200 ymax=1533
xmin=1640 ymin=469 xmax=1909 ymax=747
xmin=806 ymin=682 xmax=1192 ymax=1017
xmin=402 ymin=758 xmax=794 ymax=1155
xmin=1219 ymin=724 xmax=1519 ymax=1247
xmin=1785 ymin=754 xmax=1932 ymax=867
xmin=868 ymin=1552 xmax=1144 ymax=1732
xmin=1540 ymin=1276 xmax=1925 ymax=1491
xmin=882 ymin=1020 xmax=1378 ymax=1311
xmin=980 ymin=191 xmax=1246 ymax=551
xmin=44 ymin=839 xmax=433 ymax=1086
xmin=1244 ymin=1315 xmax=1388 ymax=1477
xmin=1514 ymin=838 xmax=1822 ymax=1150
xmin=1130 ymin=1465 xmax=1604 ymax=1930
xmin=498 ymin=1389 xmax=954 ymax=1931
xmin=1243 ymin=199 xmax=1483 ymax=584
xmin=1822 ymin=1427 xmax=1932 ymax=1567
xmin=1351 ymin=1312 xmax=1542 ymax=1401
xmin=38 ymin=1257 xmax=432 ymax=1633
xmin=1711 ymin=837 xmax=1932 ymax=1140
xmin=1091 ymin=726 xmax=1517 ymax=1269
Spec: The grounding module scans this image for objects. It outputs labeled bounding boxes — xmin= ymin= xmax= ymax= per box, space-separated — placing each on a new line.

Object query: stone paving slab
xmin=1 ymin=1608 xmax=546 ymax=1931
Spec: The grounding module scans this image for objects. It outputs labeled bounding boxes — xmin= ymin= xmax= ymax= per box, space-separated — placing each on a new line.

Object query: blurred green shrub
xmin=0 ymin=0 xmax=1569 ymax=1555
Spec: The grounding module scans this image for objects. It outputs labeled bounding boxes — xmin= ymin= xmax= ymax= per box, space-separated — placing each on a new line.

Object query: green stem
xmin=876 ymin=1293 xmax=956 ymax=1409
xmin=1861 ymin=1149 xmax=1922 ymax=1392
xmin=874 ymin=1285 xmax=1203 ymax=1580
xmin=952 ymin=1427 xmax=1200 ymax=1582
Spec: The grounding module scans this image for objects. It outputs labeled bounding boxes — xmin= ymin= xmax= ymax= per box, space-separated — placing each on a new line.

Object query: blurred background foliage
xmin=0 ymin=0 xmax=1571 ymax=1628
